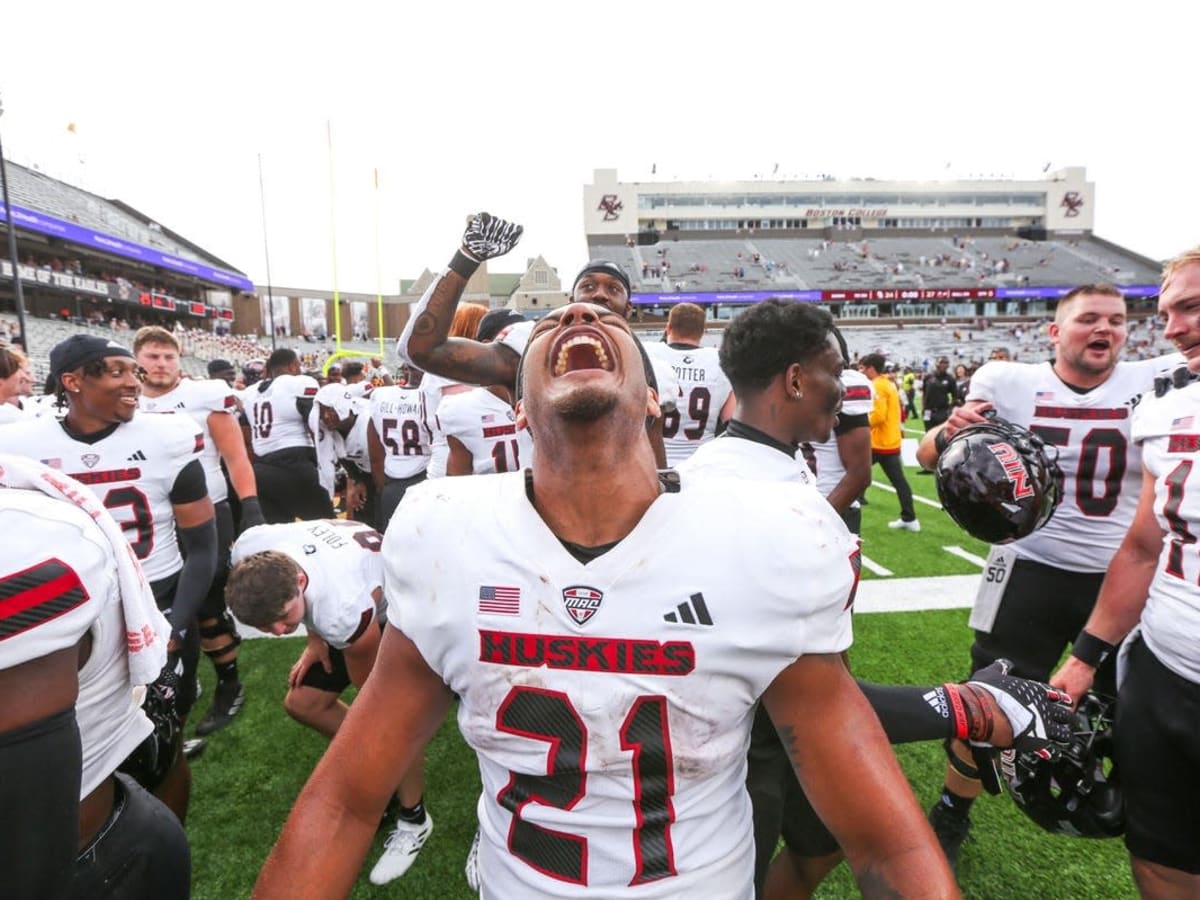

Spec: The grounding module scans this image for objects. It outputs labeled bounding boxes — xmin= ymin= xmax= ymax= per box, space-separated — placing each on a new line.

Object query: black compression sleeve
xmin=833 ymin=412 xmax=869 ymax=437
xmin=168 ymin=459 xmax=208 ymax=505
xmin=0 ymin=707 xmax=82 ymax=899
xmin=857 ymin=679 xmax=956 ymax=744
xmin=169 ymin=518 xmax=219 ymax=637
xmin=295 ymin=397 xmax=314 ymax=420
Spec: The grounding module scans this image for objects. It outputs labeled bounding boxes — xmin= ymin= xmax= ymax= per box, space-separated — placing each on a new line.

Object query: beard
xmin=554 ymin=384 xmax=619 ymax=422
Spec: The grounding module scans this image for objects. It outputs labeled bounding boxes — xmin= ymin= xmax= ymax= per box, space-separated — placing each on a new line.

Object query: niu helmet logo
xmin=1060 ymin=191 xmax=1084 ymax=217
xmin=988 ymin=442 xmax=1033 ymax=500
xmin=597 ymin=194 xmax=624 ymax=221
xmin=562 ymin=585 xmax=604 ymax=626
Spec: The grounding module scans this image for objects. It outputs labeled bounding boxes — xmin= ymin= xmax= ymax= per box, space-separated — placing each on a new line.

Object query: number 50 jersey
xmin=386 ymin=473 xmax=857 ymax=898
xmin=966 ymin=357 xmax=1178 ymax=572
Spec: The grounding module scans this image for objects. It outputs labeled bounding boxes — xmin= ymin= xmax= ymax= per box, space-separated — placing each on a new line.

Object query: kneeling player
xmin=226 ymin=520 xmax=432 ymax=885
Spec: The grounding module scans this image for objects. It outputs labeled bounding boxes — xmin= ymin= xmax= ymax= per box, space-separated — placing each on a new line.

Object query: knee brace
xmin=199 ymin=610 xmax=242 ymax=659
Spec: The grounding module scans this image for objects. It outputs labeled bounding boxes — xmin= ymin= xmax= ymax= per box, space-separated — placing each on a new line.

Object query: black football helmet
xmin=1000 ymin=692 xmax=1124 ymax=839
xmin=935 ymin=415 xmax=1063 ymax=544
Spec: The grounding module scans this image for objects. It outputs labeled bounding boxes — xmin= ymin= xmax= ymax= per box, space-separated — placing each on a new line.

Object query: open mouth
xmin=1087 ymin=339 xmax=1111 ymax=352
xmin=550 ymin=331 xmax=614 ymax=376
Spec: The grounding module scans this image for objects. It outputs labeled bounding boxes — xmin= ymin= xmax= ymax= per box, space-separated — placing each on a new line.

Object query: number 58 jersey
xmin=386 ymin=473 xmax=857 ymax=898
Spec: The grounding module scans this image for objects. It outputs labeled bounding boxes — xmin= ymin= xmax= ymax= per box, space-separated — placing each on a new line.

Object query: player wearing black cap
xmin=0 ymin=334 xmax=219 ymax=822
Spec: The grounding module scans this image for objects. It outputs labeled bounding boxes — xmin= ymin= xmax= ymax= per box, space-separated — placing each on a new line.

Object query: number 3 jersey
xmin=1130 ymin=377 xmax=1200 ymax=684
xmin=966 ymin=357 xmax=1178 ymax=572
xmin=231 ymin=520 xmax=384 ymax=648
xmin=385 ymin=473 xmax=857 ymax=898
xmin=0 ymin=414 xmax=205 ymax=582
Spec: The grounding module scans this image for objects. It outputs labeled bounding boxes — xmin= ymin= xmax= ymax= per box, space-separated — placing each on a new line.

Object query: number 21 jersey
xmin=386 ymin=473 xmax=856 ymax=898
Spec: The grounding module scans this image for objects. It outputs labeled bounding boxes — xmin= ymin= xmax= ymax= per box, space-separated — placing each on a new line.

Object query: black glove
xmin=461 ymin=212 xmax=523 ymax=262
xmin=967 ymin=658 xmax=1075 ymax=752
xmin=239 ymin=496 xmax=266 ymax=532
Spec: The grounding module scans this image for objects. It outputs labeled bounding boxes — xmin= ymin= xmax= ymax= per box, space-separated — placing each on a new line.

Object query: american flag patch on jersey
xmin=478 ymin=585 xmax=520 ymax=615
xmin=1172 ymin=415 xmax=1194 ymax=430
xmin=1035 ymin=391 xmax=1055 ymax=401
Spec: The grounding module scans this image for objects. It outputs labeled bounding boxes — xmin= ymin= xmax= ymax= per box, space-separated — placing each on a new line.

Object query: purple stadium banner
xmin=631 ymin=284 xmax=1159 ymax=305
xmin=0 ymin=201 xmax=253 ymax=292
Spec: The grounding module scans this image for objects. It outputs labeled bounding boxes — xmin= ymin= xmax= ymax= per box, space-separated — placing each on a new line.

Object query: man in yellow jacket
xmin=861 ymin=354 xmax=919 ymax=532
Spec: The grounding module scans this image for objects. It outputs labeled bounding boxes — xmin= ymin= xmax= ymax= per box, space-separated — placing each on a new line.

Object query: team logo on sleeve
xmin=562 ymin=585 xmax=604 ymax=626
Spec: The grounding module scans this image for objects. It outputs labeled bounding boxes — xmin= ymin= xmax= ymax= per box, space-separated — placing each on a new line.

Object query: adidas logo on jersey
xmin=127 ymin=450 xmax=148 ymax=461
xmin=663 ymin=592 xmax=713 ymax=626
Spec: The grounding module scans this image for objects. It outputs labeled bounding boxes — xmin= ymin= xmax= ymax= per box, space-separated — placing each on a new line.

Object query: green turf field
xmin=188 ymin=464 xmax=1136 ymax=899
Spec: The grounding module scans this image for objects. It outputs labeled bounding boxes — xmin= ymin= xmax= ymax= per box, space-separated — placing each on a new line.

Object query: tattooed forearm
xmin=412 ymin=311 xmax=438 ymax=337
xmin=854 ymin=866 xmax=904 ymax=899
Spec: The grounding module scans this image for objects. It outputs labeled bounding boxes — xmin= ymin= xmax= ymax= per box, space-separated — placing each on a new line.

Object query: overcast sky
xmin=1 ymin=1 xmax=1195 ymax=294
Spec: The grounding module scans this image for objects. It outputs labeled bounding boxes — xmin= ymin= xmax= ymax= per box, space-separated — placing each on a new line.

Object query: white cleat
xmin=369 ymin=813 xmax=433 ymax=885
xmin=888 ymin=518 xmax=922 ymax=532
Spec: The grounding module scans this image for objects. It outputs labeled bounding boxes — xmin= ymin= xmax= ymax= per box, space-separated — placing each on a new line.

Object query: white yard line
xmin=859 ymin=555 xmax=893 ymax=577
xmin=870 ymin=480 xmax=944 ymax=509
xmin=855 ymin=574 xmax=978 ymax=613
xmin=941 ymin=545 xmax=988 ymax=567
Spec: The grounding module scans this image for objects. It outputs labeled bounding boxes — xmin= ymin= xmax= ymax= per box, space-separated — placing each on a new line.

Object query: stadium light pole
xmin=0 ymin=97 xmax=29 ymax=350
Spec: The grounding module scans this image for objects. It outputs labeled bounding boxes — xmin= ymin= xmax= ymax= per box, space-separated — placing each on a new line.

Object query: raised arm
xmin=254 ymin=626 xmax=453 ymax=898
xmin=762 ymin=653 xmax=960 ymax=898
xmin=397 ymin=213 xmax=524 ymax=389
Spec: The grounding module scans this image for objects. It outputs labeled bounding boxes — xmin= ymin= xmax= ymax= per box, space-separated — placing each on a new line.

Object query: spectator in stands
xmin=921 ymin=357 xmax=957 ymax=430
xmin=861 ymin=353 xmax=919 ymax=532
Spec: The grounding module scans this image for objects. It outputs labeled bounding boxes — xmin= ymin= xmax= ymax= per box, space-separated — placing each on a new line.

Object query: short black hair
xmin=266 ymin=348 xmax=298 ymax=375
xmin=719 ymin=299 xmax=834 ymax=394
xmin=342 ymin=361 xmax=365 ymax=379
xmin=860 ymin=352 xmax=886 ymax=373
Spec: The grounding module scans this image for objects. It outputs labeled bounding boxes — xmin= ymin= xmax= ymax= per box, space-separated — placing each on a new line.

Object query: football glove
xmin=461 ymin=212 xmax=523 ymax=262
xmin=967 ymin=658 xmax=1074 ymax=753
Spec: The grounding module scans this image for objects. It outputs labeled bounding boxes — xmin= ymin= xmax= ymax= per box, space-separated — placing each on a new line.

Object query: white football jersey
xmin=680 ymin=432 xmax=819 ymax=490
xmin=0 ymin=400 xmax=34 ymax=425
xmin=966 ymin=356 xmax=1179 ymax=571
xmin=0 ymin=414 xmax=206 ymax=582
xmin=246 ymin=373 xmax=320 ymax=456
xmin=1130 ymin=378 xmax=1200 ymax=683
xmin=386 ymin=473 xmax=856 ymax=898
xmin=232 ymin=520 xmax=384 ymax=648
xmin=802 ymin=368 xmax=874 ymax=501
xmin=370 ymin=385 xmax=431 ymax=480
xmin=0 ymin=489 xmax=153 ymax=797
xmin=645 ymin=344 xmax=731 ymax=465
xmin=420 ymin=374 xmax=464 ymax=479
xmin=436 ymin=388 xmax=533 ymax=475
xmin=139 ymin=377 xmax=238 ymax=503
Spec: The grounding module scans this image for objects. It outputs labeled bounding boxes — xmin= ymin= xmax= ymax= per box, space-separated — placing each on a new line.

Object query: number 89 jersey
xmin=966 ymin=357 xmax=1176 ymax=572
xmin=1131 ymin=378 xmax=1200 ymax=684
xmin=386 ymin=473 xmax=856 ymax=898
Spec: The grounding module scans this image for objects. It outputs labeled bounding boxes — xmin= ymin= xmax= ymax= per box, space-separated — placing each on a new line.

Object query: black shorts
xmin=69 ymin=773 xmax=191 ymax=899
xmin=379 ymin=471 xmax=427 ymax=533
xmin=970 ymin=558 xmax=1116 ymax=695
xmin=253 ymin=447 xmax=335 ymax=524
xmin=1116 ymin=637 xmax=1200 ymax=874
xmin=298 ymin=645 xmax=352 ymax=694
xmin=746 ymin=704 xmax=838 ymax=895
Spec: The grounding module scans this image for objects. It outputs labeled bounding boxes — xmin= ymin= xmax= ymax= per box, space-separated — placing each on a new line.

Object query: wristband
xmin=934 ymin=428 xmax=950 ymax=455
xmin=959 ymin=683 xmax=995 ymax=743
xmin=448 ymin=249 xmax=480 ymax=280
xmin=942 ymin=683 xmax=971 ymax=741
xmin=1072 ymin=629 xmax=1116 ymax=668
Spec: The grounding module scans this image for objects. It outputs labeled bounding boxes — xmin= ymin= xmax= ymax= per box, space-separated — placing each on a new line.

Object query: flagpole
xmin=373 ymin=167 xmax=385 ymax=358
xmin=257 ymin=153 xmax=277 ymax=349
xmin=327 ymin=120 xmax=342 ymax=349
